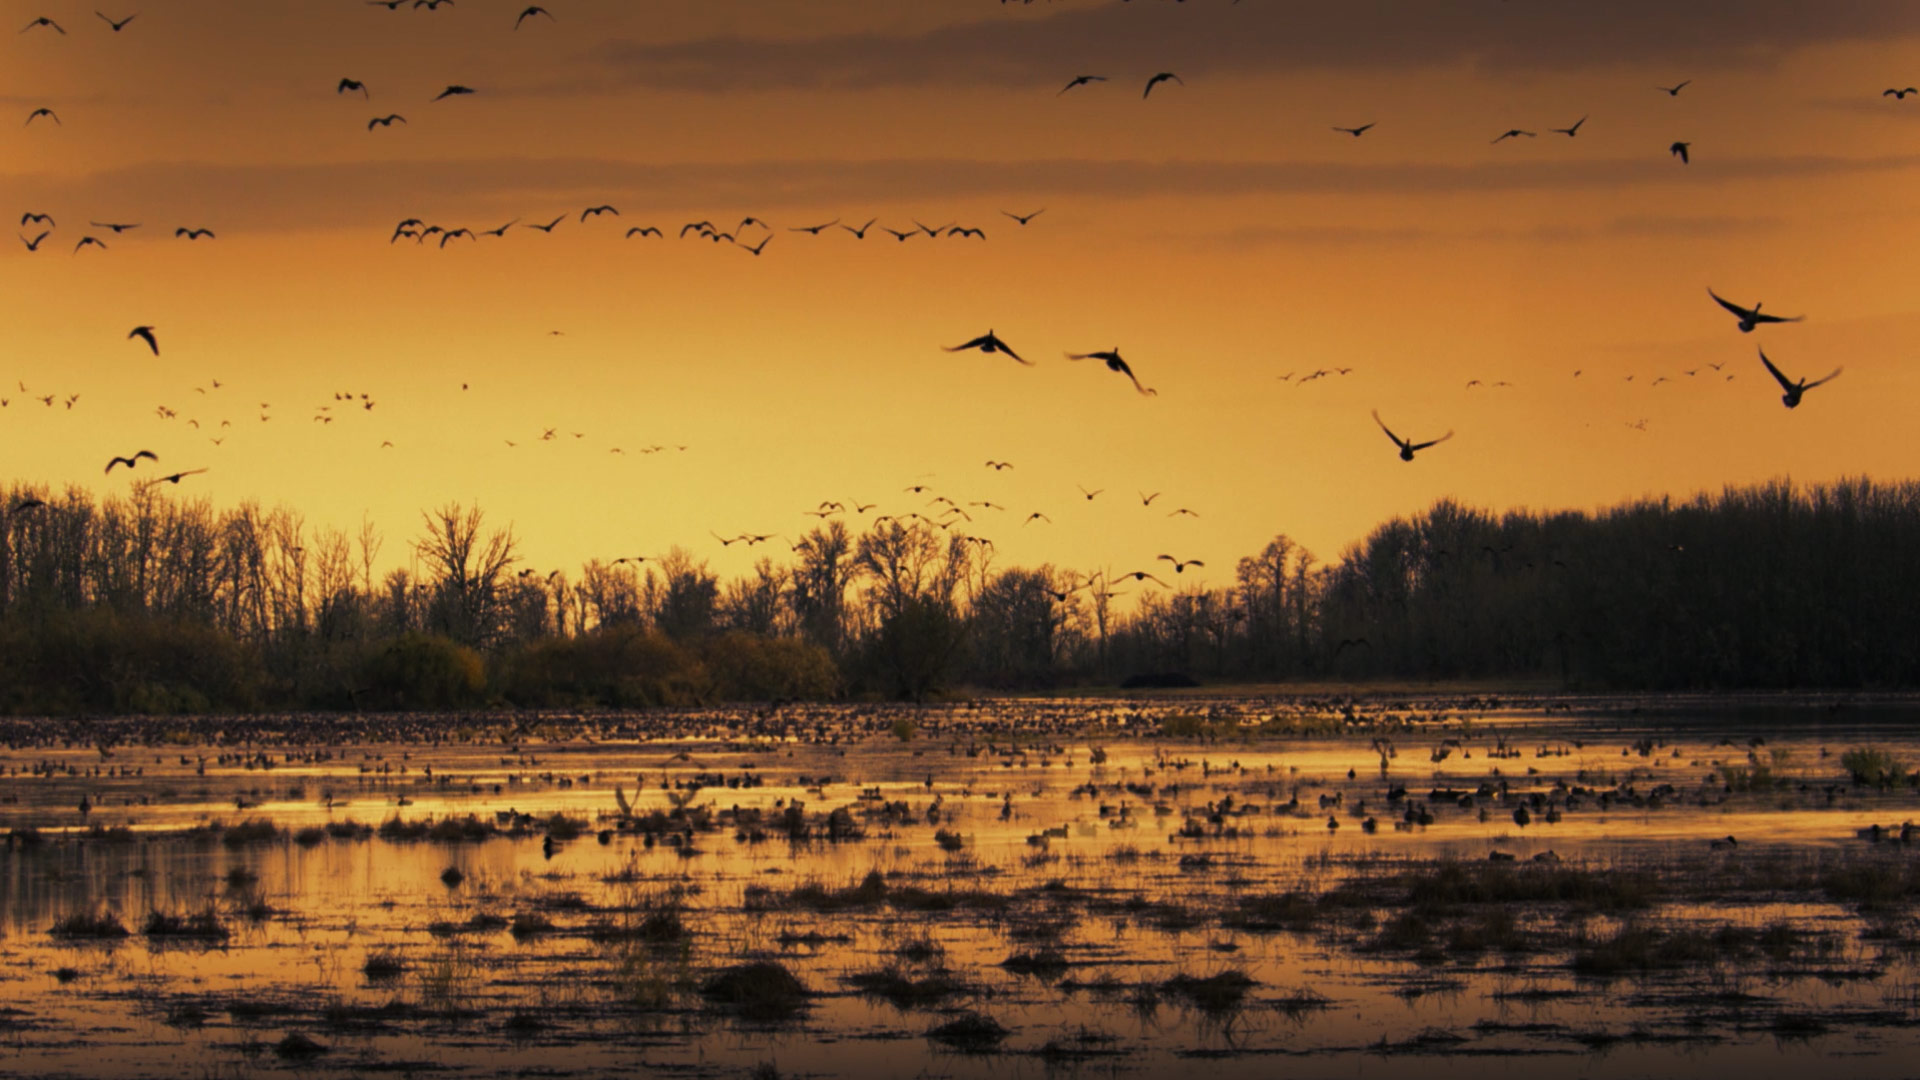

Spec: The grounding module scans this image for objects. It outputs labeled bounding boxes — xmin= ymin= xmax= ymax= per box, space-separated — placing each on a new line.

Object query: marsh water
xmin=2 ymin=694 xmax=1918 ymax=1080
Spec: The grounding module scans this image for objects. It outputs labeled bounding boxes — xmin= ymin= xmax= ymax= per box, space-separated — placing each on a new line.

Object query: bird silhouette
xmin=25 ymin=107 xmax=60 ymax=126
xmin=882 ymin=227 xmax=914 ymax=242
xmin=73 ymin=235 xmax=107 ymax=253
xmin=146 ymin=468 xmax=207 ymax=487
xmin=1117 ymin=570 xmax=1169 ymax=587
xmin=1158 ymin=555 xmax=1204 ymax=573
xmin=514 ymin=5 xmax=553 ymax=27
xmin=20 ymin=231 xmax=49 ymax=252
xmin=842 ymin=218 xmax=877 ymax=238
xmin=1143 ymin=72 xmax=1183 ymax=98
xmin=20 ymin=16 xmax=64 ymax=33
xmin=1373 ymin=409 xmax=1452 ymax=461
xmin=480 ymin=218 xmax=518 ymax=237
xmin=21 ymin=211 xmax=53 ymax=227
xmin=92 ymin=221 xmax=138 ymax=233
xmin=789 ymin=219 xmax=839 ymax=234
xmin=337 ymin=78 xmax=369 ymax=97
xmin=1077 ymin=485 xmax=1103 ymax=501
xmin=945 ymin=330 xmax=1030 ymax=365
xmin=97 ymin=11 xmax=137 ymax=31
xmin=1332 ymin=123 xmax=1375 ymax=137
xmin=949 ymin=226 xmax=986 ymax=239
xmin=1066 ymin=348 xmax=1156 ymax=395
xmin=104 ymin=451 xmax=157 ymax=474
xmin=438 ymin=228 xmax=474 ymax=247
xmin=985 ymin=460 xmax=1013 ymax=470
xmin=367 ymin=114 xmax=406 ymax=129
xmin=1886 ymin=87 xmax=1919 ymax=99
xmin=1024 ymin=512 xmax=1051 ymax=525
xmin=1658 ymin=80 xmax=1692 ymax=96
xmin=1491 ymin=129 xmax=1535 ymax=143
xmin=1709 ymin=289 xmax=1802 ymax=333
xmin=1168 ymin=508 xmax=1199 ymax=518
xmin=625 ymin=226 xmax=662 ymax=238
xmin=174 ymin=227 xmax=215 ymax=240
xmin=678 ymin=220 xmax=714 ymax=238
xmin=1670 ymin=141 xmax=1691 ymax=164
xmin=1059 ymin=75 xmax=1106 ymax=95
xmin=415 ymin=0 xmax=452 ymax=8
xmin=528 ymin=215 xmax=566 ymax=233
xmin=741 ymin=236 xmax=771 ymax=256
xmin=128 ymin=326 xmax=159 ymax=355
xmin=1550 ymin=115 xmax=1587 ymax=136
xmin=581 ymin=205 xmax=619 ymax=221
xmin=1139 ymin=491 xmax=1160 ymax=506
xmin=1758 ymin=348 xmax=1840 ymax=409
xmin=432 ymin=85 xmax=475 ymax=101
xmin=1002 ymin=209 xmax=1045 ymax=226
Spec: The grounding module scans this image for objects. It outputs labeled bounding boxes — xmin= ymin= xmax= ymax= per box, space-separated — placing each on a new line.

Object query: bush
xmin=1841 ymin=747 xmax=1905 ymax=788
xmin=700 ymin=961 xmax=809 ymax=1020
xmin=699 ymin=632 xmax=839 ymax=701
xmin=361 ymin=634 xmax=484 ymax=709
xmin=494 ymin=626 xmax=709 ymax=708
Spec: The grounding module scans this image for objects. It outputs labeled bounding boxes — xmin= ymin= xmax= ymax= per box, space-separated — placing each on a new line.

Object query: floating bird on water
xmin=945 ymin=330 xmax=1030 ymax=365
xmin=1709 ymin=288 xmax=1801 ymax=333
xmin=1758 ymin=348 xmax=1840 ymax=409
xmin=1373 ymin=410 xmax=1452 ymax=462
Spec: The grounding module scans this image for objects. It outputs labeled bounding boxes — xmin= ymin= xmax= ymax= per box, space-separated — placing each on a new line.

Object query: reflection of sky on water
xmin=1 ymin=700 xmax=1917 ymax=1078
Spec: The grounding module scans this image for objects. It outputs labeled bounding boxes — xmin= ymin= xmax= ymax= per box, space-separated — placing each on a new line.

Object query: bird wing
xmin=1410 ymin=431 xmax=1455 ymax=452
xmin=1707 ymin=289 xmax=1752 ymax=320
xmin=1757 ymin=348 xmax=1796 ymax=392
xmin=1749 ymin=310 xmax=1803 ymax=325
xmin=1370 ymin=409 xmax=1402 ymax=447
xmin=1803 ymin=367 xmax=1843 ymax=391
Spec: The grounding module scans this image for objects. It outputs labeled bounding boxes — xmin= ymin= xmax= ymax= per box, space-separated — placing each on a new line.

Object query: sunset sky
xmin=4 ymin=0 xmax=1918 ymax=585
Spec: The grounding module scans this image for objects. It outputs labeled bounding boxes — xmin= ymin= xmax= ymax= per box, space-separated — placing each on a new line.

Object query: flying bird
xmin=1658 ymin=80 xmax=1692 ymax=96
xmin=1065 ymin=348 xmax=1156 ymax=395
xmin=1077 ymin=485 xmax=1103 ymax=501
xmin=174 ymin=227 xmax=215 ymax=240
xmin=528 ymin=215 xmax=565 ymax=233
xmin=1143 ymin=72 xmax=1183 ymax=98
xmin=104 ymin=450 xmax=157 ymax=474
xmin=789 ymin=219 xmax=839 ymax=234
xmin=20 ymin=231 xmax=49 ymax=252
xmin=1002 ymin=209 xmax=1045 ymax=226
xmin=432 ymin=85 xmax=475 ymax=101
xmin=1708 ymin=289 xmax=1802 ymax=333
xmin=1670 ymin=141 xmax=1691 ymax=164
xmin=337 ymin=78 xmax=369 ymax=97
xmin=1372 ymin=409 xmax=1452 ymax=462
xmin=1158 ymin=555 xmax=1204 ymax=574
xmin=414 ymin=0 xmax=452 ymax=8
xmin=1116 ymin=571 xmax=1170 ymax=587
xmin=1332 ymin=123 xmax=1374 ymax=137
xmin=1059 ymin=75 xmax=1106 ymax=95
xmin=1024 ymin=512 xmax=1051 ymax=525
xmin=1139 ymin=491 xmax=1160 ymax=506
xmin=480 ymin=218 xmax=518 ymax=237
xmin=128 ymin=326 xmax=159 ymax=355
xmin=97 ymin=12 xmax=137 ymax=31
xmin=1758 ymin=348 xmax=1840 ymax=409
xmin=1550 ymin=115 xmax=1587 ymax=136
xmin=985 ymin=460 xmax=1013 ymax=470
xmin=1491 ymin=129 xmax=1535 ymax=143
xmin=147 ymin=468 xmax=208 ymax=487
xmin=514 ymin=5 xmax=553 ymax=27
xmin=25 ymin=107 xmax=60 ymax=126
xmin=581 ymin=205 xmax=619 ymax=221
xmin=949 ymin=226 xmax=986 ymax=239
xmin=367 ymin=114 xmax=406 ymax=129
xmin=841 ymin=218 xmax=877 ymax=238
xmin=1886 ymin=87 xmax=1919 ymax=99
xmin=73 ymin=235 xmax=107 ymax=253
xmin=20 ymin=16 xmax=64 ymax=33
xmin=91 ymin=220 xmax=138 ymax=233
xmin=624 ymin=226 xmax=662 ymax=238
xmin=944 ymin=330 xmax=1030 ymax=365
xmin=21 ymin=211 xmax=53 ymax=226
xmin=741 ymin=236 xmax=771 ymax=256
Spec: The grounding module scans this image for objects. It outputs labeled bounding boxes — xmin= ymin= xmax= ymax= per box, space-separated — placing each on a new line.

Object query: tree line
xmin=0 ymin=476 xmax=1913 ymax=713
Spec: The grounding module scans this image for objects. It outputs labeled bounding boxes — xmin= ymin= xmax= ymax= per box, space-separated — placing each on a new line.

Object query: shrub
xmin=699 ymin=632 xmax=839 ymax=701
xmin=700 ymin=961 xmax=809 ymax=1020
xmin=494 ymin=626 xmax=709 ymax=708
xmin=1841 ymin=747 xmax=1905 ymax=788
xmin=361 ymin=634 xmax=484 ymax=709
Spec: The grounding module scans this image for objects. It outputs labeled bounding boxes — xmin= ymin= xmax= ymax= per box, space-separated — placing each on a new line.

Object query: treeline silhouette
xmin=0 ymin=477 xmax=1913 ymax=713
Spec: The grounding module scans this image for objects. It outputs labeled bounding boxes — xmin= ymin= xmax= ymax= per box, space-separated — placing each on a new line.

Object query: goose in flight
xmin=1117 ymin=570 xmax=1170 ymax=587
xmin=104 ymin=450 xmax=157 ymax=474
xmin=175 ymin=227 xmax=215 ymax=240
xmin=741 ymin=236 xmax=771 ymax=256
xmin=1002 ymin=209 xmax=1044 ymax=226
xmin=337 ymin=78 xmax=369 ymax=97
xmin=514 ymin=5 xmax=553 ymax=27
xmin=432 ymin=85 xmax=475 ymax=101
xmin=985 ymin=460 xmax=1013 ymax=470
xmin=128 ymin=326 xmax=159 ymax=355
xmin=1059 ymin=75 xmax=1106 ymax=95
xmin=367 ymin=114 xmax=406 ymax=129
xmin=1066 ymin=348 xmax=1156 ymax=395
xmin=92 ymin=220 xmax=138 ymax=233
xmin=1658 ymin=80 xmax=1692 ymax=96
xmin=20 ymin=231 xmax=49 ymax=251
xmin=789 ymin=219 xmax=839 ymax=234
xmin=580 ymin=205 xmax=618 ymax=221
xmin=1373 ymin=409 xmax=1452 ymax=461
xmin=528 ymin=215 xmax=566 ymax=233
xmin=480 ymin=218 xmax=518 ymax=237
xmin=1332 ymin=123 xmax=1374 ymax=137
xmin=1550 ymin=115 xmax=1587 ymax=136
xmin=945 ymin=330 xmax=1030 ymax=365
xmin=1143 ymin=72 xmax=1183 ymax=98
xmin=21 ymin=211 xmax=53 ymax=226
xmin=625 ymin=226 xmax=662 ymax=238
xmin=1077 ymin=485 xmax=1103 ymax=501
xmin=1886 ymin=87 xmax=1919 ymax=99
xmin=25 ymin=107 xmax=60 ymax=125
xmin=841 ymin=218 xmax=877 ymax=238
xmin=98 ymin=12 xmax=137 ymax=31
xmin=1709 ymin=289 xmax=1802 ymax=333
xmin=1024 ymin=512 xmax=1051 ymax=525
xmin=1158 ymin=555 xmax=1204 ymax=574
xmin=1139 ymin=491 xmax=1160 ymax=506
xmin=1758 ymin=348 xmax=1840 ymax=409
xmin=74 ymin=235 xmax=107 ymax=253
xmin=144 ymin=468 xmax=208 ymax=487
xmin=1491 ymin=128 xmax=1535 ymax=143
xmin=1670 ymin=141 xmax=1691 ymax=164
xmin=20 ymin=16 xmax=64 ymax=33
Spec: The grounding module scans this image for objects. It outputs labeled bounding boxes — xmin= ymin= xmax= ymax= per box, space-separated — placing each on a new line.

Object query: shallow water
xmin=2 ymin=694 xmax=1918 ymax=1079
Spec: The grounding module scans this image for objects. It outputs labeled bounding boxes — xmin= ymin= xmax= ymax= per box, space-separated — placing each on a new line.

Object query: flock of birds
xmin=2 ymin=4 xmax=1883 ymax=589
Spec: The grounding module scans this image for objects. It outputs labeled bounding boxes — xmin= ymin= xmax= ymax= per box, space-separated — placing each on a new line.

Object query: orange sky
xmin=4 ymin=0 xmax=1918 ymax=585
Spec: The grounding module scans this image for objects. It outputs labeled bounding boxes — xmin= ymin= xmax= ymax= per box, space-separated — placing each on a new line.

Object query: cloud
xmin=0 ymin=154 xmax=1904 ymax=233
xmin=583 ymin=2 xmax=1920 ymax=93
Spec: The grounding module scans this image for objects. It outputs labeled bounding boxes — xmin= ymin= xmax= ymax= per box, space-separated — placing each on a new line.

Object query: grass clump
xmin=142 ymin=908 xmax=230 ymax=941
xmin=700 ymin=960 xmax=809 ymax=1020
xmin=1842 ymin=747 xmax=1906 ymax=788
xmin=50 ymin=908 xmax=129 ymax=940
xmin=1162 ymin=970 xmax=1257 ymax=1016
xmin=219 ymin=819 xmax=279 ymax=848
xmin=845 ymin=965 xmax=968 ymax=1009
xmin=926 ymin=1011 xmax=1010 ymax=1051
xmin=362 ymin=951 xmax=408 ymax=981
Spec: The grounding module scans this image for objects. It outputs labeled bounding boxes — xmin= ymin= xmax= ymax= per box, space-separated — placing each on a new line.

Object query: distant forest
xmin=1 ymin=477 xmax=1915 ymax=714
